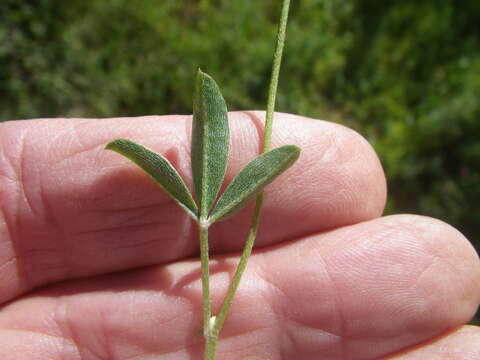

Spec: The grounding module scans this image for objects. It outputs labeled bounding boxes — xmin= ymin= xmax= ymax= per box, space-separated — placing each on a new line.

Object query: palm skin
xmin=0 ymin=112 xmax=478 ymax=360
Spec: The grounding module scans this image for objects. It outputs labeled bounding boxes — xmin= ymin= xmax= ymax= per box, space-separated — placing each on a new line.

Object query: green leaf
xmin=191 ymin=69 xmax=229 ymax=219
xmin=105 ymin=139 xmax=198 ymax=219
xmin=209 ymin=145 xmax=300 ymax=223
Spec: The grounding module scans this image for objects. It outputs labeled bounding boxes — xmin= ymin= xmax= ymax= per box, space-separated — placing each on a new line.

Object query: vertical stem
xmin=204 ymin=331 xmax=217 ymax=360
xmin=210 ymin=0 xmax=291 ymax=345
xmin=199 ymin=220 xmax=213 ymax=358
xmin=263 ymin=0 xmax=291 ymax=153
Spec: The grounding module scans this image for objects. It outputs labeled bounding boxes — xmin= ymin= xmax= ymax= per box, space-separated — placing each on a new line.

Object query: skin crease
xmin=0 ymin=112 xmax=478 ymax=359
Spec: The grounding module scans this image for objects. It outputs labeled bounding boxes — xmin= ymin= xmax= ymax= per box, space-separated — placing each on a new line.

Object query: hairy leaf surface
xmin=209 ymin=145 xmax=300 ymax=223
xmin=106 ymin=139 xmax=198 ymax=219
xmin=191 ymin=70 xmax=229 ymax=218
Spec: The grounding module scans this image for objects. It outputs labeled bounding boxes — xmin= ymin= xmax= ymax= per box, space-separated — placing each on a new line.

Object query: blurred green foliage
xmin=1 ymin=0 xmax=479 ymax=255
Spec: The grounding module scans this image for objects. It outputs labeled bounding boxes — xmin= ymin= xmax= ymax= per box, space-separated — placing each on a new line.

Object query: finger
xmin=0 ymin=112 xmax=385 ymax=303
xmin=383 ymin=326 xmax=480 ymax=359
xmin=0 ymin=215 xmax=478 ymax=359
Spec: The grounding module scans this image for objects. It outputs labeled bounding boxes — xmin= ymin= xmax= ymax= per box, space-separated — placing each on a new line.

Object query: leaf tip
xmin=286 ymin=144 xmax=301 ymax=152
xmin=280 ymin=144 xmax=301 ymax=163
xmin=105 ymin=138 xmax=126 ymax=151
xmin=196 ymin=68 xmax=216 ymax=84
xmin=105 ymin=139 xmax=118 ymax=151
xmin=196 ymin=68 xmax=206 ymax=82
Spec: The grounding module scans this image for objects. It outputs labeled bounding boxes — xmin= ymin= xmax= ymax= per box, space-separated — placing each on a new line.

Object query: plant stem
xmin=209 ymin=0 xmax=291 ymax=350
xmin=199 ymin=220 xmax=213 ymax=358
xmin=263 ymin=0 xmax=291 ymax=153
xmin=205 ymin=331 xmax=216 ymax=360
xmin=211 ymin=193 xmax=263 ymax=338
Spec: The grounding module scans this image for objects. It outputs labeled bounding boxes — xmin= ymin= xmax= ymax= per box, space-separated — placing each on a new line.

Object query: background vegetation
xmin=1 ymin=0 xmax=479 ymax=321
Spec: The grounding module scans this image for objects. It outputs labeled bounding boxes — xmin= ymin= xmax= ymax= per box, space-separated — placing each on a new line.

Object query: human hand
xmin=0 ymin=112 xmax=479 ymax=359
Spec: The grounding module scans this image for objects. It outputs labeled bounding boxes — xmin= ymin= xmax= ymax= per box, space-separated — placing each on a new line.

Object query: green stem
xmin=205 ymin=332 xmax=216 ymax=360
xmin=210 ymin=0 xmax=291 ymax=347
xmin=211 ymin=193 xmax=264 ymax=338
xmin=263 ymin=0 xmax=291 ymax=153
xmin=199 ymin=220 xmax=213 ymax=358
